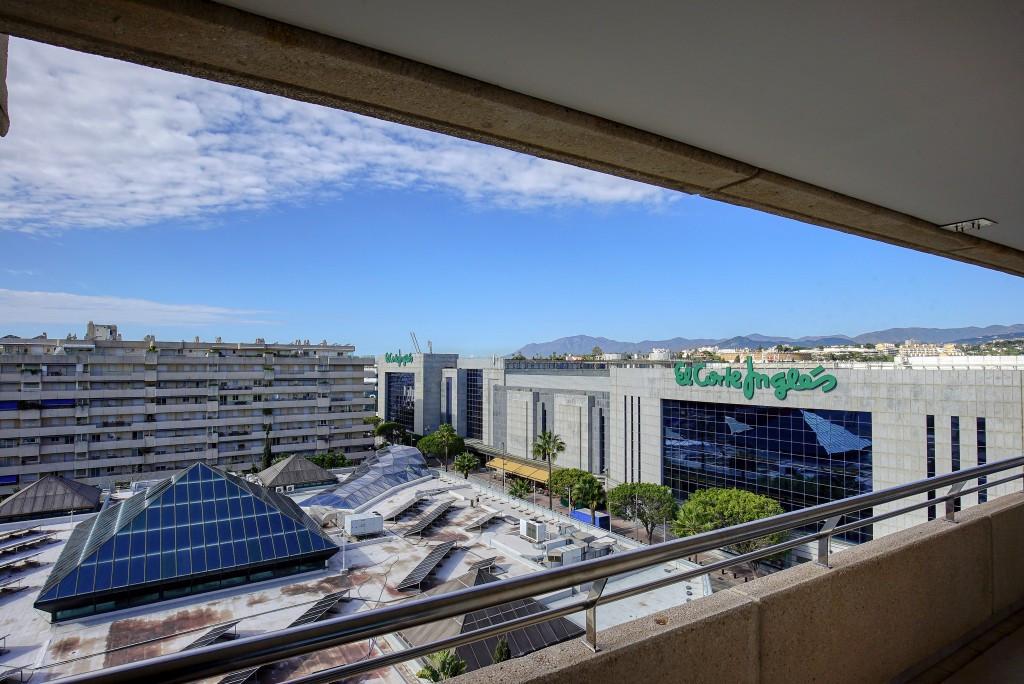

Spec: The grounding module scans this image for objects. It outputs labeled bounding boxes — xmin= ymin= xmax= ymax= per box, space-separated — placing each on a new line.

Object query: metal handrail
xmin=57 ymin=457 xmax=1024 ymax=684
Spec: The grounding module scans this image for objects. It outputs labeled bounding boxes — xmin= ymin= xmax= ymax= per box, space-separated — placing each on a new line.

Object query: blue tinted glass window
xmin=94 ymin=562 xmax=113 ymax=591
xmin=385 ymin=372 xmax=416 ymax=432
xmin=191 ymin=547 xmax=206 ymax=573
xmin=227 ymin=497 xmax=242 ymax=518
xmin=77 ymin=564 xmax=96 ymax=594
xmin=206 ymin=545 xmax=221 ymax=571
xmin=161 ymin=552 xmax=176 ymax=578
xmin=220 ymin=543 xmax=235 ymax=567
xmin=213 ymin=479 xmax=227 ymax=498
xmin=191 ymin=524 xmax=204 ymax=547
xmin=99 ymin=538 xmax=117 ymax=562
xmin=204 ymin=522 xmax=218 ymax=545
xmin=259 ymin=536 xmax=274 ymax=559
xmin=113 ymin=559 xmax=130 ymax=588
xmin=113 ymin=532 xmax=130 ymax=557
xmin=144 ymin=554 xmax=160 ymax=582
xmin=272 ymin=534 xmax=287 ymax=557
xmin=662 ymin=399 xmax=873 ymax=543
xmin=175 ymin=526 xmax=190 ymax=547
xmin=176 ymin=549 xmax=191 ymax=575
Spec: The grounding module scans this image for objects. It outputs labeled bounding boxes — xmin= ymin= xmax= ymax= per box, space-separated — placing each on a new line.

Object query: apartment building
xmin=0 ymin=324 xmax=375 ymax=495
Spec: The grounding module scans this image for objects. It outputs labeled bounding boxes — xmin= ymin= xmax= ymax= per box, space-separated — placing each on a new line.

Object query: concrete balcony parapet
xmin=457 ymin=492 xmax=1024 ymax=684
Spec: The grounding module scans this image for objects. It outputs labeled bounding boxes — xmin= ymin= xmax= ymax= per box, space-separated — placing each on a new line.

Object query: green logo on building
xmin=673 ymin=356 xmax=837 ymax=401
xmin=385 ymin=352 xmax=414 ymax=366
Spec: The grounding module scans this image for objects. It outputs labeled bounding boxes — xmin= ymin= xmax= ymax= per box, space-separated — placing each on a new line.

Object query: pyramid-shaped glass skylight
xmin=35 ymin=463 xmax=337 ymax=620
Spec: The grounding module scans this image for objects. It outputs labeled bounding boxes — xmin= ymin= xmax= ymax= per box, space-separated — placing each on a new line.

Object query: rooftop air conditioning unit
xmin=286 ymin=484 xmax=295 ymax=492
xmin=275 ymin=486 xmax=284 ymax=493
xmin=519 ymin=519 xmax=546 ymax=543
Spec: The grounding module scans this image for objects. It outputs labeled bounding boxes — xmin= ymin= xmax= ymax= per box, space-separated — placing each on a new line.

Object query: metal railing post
xmin=816 ymin=515 xmax=842 ymax=568
xmin=584 ymin=578 xmax=607 ymax=652
xmin=945 ymin=481 xmax=966 ymax=522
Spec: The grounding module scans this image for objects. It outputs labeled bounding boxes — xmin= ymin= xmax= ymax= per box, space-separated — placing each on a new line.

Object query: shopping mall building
xmin=377 ymin=352 xmax=1024 ymax=539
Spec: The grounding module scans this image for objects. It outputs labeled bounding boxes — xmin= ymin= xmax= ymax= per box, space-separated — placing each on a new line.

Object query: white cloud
xmin=0 ymin=289 xmax=271 ymax=328
xmin=0 ymin=39 xmax=674 ymax=233
xmin=3 ymin=269 xmax=36 ymax=276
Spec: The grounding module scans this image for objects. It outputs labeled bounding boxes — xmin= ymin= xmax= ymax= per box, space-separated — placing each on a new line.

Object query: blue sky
xmin=1 ymin=38 xmax=1023 ymax=356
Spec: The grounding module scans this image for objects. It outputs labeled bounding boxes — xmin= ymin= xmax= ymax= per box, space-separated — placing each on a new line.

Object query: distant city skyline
xmin=3 ymin=38 xmax=1024 ymax=358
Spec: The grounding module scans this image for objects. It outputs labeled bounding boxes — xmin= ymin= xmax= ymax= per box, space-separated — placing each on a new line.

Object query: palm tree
xmin=416 ymin=650 xmax=467 ymax=681
xmin=532 ymin=431 xmax=566 ymax=510
xmin=508 ymin=477 xmax=531 ymax=500
xmin=434 ymin=423 xmax=459 ymax=471
xmin=453 ymin=452 xmax=477 ymax=479
xmin=572 ymin=473 xmax=604 ymax=525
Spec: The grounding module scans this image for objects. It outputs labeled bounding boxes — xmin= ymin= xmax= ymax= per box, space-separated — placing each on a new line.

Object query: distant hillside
xmin=513 ymin=324 xmax=1024 ymax=356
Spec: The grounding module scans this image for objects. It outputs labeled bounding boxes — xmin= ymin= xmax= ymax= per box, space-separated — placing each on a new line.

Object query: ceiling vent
xmin=939 ymin=218 xmax=996 ymax=234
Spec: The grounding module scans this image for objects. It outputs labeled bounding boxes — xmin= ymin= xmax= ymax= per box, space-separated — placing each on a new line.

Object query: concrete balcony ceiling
xmin=0 ymin=2 xmax=1021 ymax=275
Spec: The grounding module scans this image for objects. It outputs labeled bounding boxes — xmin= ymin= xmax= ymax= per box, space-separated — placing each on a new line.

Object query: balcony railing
xmin=59 ymin=456 xmax=1024 ymax=684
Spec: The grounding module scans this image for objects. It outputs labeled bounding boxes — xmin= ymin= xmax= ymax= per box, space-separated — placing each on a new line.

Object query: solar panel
xmin=181 ymin=620 xmax=240 ymax=651
xmin=464 ymin=511 xmax=499 ymax=531
xmin=396 ymin=541 xmax=456 ymax=591
xmin=381 ymin=496 xmax=424 ymax=521
xmin=214 ymin=591 xmax=346 ymax=684
xmin=468 ymin=556 xmax=497 ymax=572
xmin=0 ymin=525 xmax=40 ymax=544
xmin=288 ymin=591 xmax=347 ymax=626
xmin=0 ymin=550 xmax=43 ymax=572
xmin=401 ymin=500 xmax=454 ymax=537
xmin=217 ymin=666 xmax=260 ymax=684
xmin=0 ymin=532 xmax=55 ymax=555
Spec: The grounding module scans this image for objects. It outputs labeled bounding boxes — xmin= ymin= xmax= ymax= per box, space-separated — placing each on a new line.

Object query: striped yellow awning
xmin=485 ymin=457 xmax=550 ymax=484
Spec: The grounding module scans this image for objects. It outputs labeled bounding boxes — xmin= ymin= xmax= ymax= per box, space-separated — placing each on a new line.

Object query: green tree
xmin=417 ymin=424 xmax=465 ymax=471
xmin=416 ymin=650 xmax=467 ymax=681
xmin=591 ymin=345 xmax=603 ymax=358
xmin=532 ymin=431 xmax=565 ymax=510
xmin=572 ymin=473 xmax=605 ymax=525
xmin=261 ymin=426 xmax=273 ymax=470
xmin=549 ymin=468 xmax=588 ymax=505
xmin=492 ymin=636 xmax=511 ymax=663
xmin=374 ymin=421 xmax=405 ymax=446
xmin=453 ymin=452 xmax=478 ymax=479
xmin=607 ymin=482 xmax=677 ymax=544
xmin=362 ymin=415 xmax=383 ymax=428
xmin=508 ymin=478 xmax=531 ymax=500
xmin=673 ymin=488 xmax=785 ymax=565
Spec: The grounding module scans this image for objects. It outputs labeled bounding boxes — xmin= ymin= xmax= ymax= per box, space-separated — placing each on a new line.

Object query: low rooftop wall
xmin=457 ymin=492 xmax=1024 ymax=684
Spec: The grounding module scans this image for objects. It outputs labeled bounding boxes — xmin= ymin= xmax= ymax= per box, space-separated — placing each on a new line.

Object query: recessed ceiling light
xmin=939 ymin=218 xmax=997 ymax=233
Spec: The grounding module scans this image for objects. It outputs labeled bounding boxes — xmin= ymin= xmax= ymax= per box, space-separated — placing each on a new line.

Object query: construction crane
xmin=409 ymin=332 xmax=422 ymax=353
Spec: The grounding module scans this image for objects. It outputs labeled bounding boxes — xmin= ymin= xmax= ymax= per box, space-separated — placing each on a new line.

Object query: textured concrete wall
xmin=456 ymin=492 xmax=1024 ymax=684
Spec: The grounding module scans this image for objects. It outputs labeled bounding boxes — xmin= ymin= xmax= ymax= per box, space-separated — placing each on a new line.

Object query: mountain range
xmin=513 ymin=325 xmax=1024 ymax=357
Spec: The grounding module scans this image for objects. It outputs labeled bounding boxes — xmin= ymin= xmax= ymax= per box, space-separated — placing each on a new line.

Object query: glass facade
xmin=977 ymin=417 xmax=988 ymax=504
xmin=662 ymin=399 xmax=873 ymax=542
xmin=385 ymin=372 xmax=416 ymax=433
xmin=465 ymin=369 xmax=483 ymax=440
xmin=35 ymin=463 xmax=336 ymax=620
xmin=927 ymin=415 xmax=936 ymax=520
xmin=951 ymin=416 xmax=961 ymax=512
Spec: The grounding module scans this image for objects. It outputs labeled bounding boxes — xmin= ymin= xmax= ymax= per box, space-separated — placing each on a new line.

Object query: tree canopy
xmin=549 ymin=468 xmax=589 ymax=500
xmin=453 ymin=452 xmax=478 ymax=479
xmin=607 ymin=482 xmax=677 ymax=544
xmin=417 ymin=424 xmax=465 ymax=470
xmin=571 ymin=472 xmax=605 ymax=525
xmin=374 ymin=421 xmax=406 ymax=445
xmin=492 ymin=636 xmax=511 ymax=663
xmin=673 ymin=488 xmax=785 ymax=555
xmin=308 ymin=451 xmax=349 ymax=469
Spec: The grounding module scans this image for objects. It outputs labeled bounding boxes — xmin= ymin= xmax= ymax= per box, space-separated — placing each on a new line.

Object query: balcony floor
xmin=910 ymin=607 xmax=1024 ymax=683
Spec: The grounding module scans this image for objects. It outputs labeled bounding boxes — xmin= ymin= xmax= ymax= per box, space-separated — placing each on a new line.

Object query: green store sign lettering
xmin=385 ymin=352 xmax=414 ymax=366
xmin=673 ymin=356 xmax=837 ymax=401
